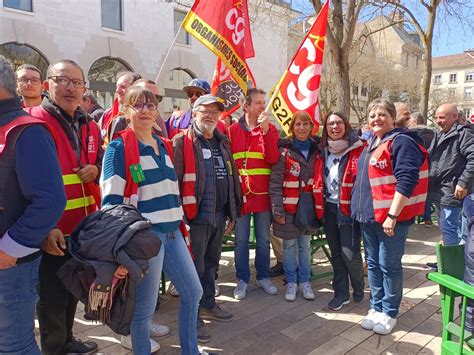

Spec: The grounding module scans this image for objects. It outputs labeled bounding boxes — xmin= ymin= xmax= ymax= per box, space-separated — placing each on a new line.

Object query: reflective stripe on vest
xmin=65 ymin=196 xmax=96 ymax=211
xmin=181 ymin=130 xmax=198 ymax=220
xmin=368 ymin=138 xmax=428 ymax=223
xmin=238 ymin=168 xmax=271 ymax=176
xmin=232 ymin=151 xmax=265 ymax=160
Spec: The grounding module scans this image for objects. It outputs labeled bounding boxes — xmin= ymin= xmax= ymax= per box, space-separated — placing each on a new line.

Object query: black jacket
xmin=429 ymin=123 xmax=474 ymax=207
xmin=57 ymin=204 xmax=161 ymax=335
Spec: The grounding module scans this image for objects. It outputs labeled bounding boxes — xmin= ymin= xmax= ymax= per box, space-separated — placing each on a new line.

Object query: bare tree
xmin=368 ymin=0 xmax=474 ymax=117
xmin=311 ymin=0 xmax=366 ymax=117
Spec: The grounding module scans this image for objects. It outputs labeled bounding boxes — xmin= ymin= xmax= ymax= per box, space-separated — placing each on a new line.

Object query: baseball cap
xmin=193 ymin=94 xmax=225 ymax=112
xmin=183 ymin=79 xmax=210 ymax=94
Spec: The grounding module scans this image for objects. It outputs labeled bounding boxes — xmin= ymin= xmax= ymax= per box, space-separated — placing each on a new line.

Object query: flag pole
xmin=155 ymin=24 xmax=184 ymax=83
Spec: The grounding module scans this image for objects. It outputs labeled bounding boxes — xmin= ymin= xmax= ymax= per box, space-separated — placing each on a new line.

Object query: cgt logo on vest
xmin=369 ymin=157 xmax=388 ymax=169
xmin=88 ymin=136 xmax=96 ymax=154
xmin=289 ymin=161 xmax=300 ymax=177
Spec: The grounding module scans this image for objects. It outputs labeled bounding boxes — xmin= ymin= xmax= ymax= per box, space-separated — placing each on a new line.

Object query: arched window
xmin=0 ymin=42 xmax=49 ymax=78
xmin=162 ymin=68 xmax=196 ymax=116
xmin=88 ymin=56 xmax=133 ymax=108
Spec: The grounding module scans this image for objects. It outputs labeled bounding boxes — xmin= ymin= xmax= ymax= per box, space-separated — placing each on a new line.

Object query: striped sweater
xmin=100 ymin=135 xmax=183 ymax=233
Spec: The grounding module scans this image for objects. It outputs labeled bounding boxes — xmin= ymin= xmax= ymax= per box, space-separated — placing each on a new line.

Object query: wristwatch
xmin=387 ymin=213 xmax=398 ymax=220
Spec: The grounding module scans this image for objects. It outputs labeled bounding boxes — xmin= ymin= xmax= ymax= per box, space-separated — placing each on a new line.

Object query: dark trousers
xmin=37 ymin=251 xmax=79 ymax=355
xmin=189 ymin=218 xmax=225 ymax=311
xmin=324 ymin=202 xmax=365 ymax=300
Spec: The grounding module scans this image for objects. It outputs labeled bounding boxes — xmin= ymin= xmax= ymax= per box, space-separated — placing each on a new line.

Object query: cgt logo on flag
xmin=270 ymin=1 xmax=329 ymax=135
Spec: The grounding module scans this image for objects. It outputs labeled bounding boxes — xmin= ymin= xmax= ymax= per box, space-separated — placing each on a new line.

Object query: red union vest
xmin=282 ymin=149 xmax=324 ymax=220
xmin=119 ymin=128 xmax=193 ymax=257
xmin=339 ymin=144 xmax=365 ymax=216
xmin=27 ymin=106 xmax=101 ymax=236
xmin=181 ymin=130 xmax=198 ymax=221
xmin=367 ymin=137 xmax=428 ymax=223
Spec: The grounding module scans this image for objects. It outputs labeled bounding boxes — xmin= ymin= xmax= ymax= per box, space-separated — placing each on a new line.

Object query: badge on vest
xmin=88 ymin=136 xmax=96 ymax=153
xmin=289 ymin=161 xmax=300 ymax=177
xmin=129 ymin=164 xmax=145 ymax=183
xmin=369 ymin=157 xmax=388 ymax=169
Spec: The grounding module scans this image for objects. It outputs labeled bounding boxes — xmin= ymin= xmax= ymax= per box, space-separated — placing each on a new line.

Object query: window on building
xmin=434 ymin=74 xmax=442 ymax=84
xmin=449 ymin=73 xmax=457 ymax=83
xmin=448 ymin=88 xmax=457 ymax=99
xmin=464 ymin=87 xmax=473 ymax=100
xmin=101 ymin=0 xmax=123 ymax=31
xmin=402 ymin=51 xmax=409 ymax=67
xmin=465 ymin=108 xmax=471 ymax=117
xmin=0 ymin=42 xmax=48 ymax=77
xmin=3 ymin=0 xmax=32 ymax=12
xmin=352 ymin=85 xmax=358 ymax=96
xmin=174 ymin=10 xmax=190 ymax=45
xmin=361 ymin=85 xmax=367 ymax=97
xmin=88 ymin=56 xmax=133 ymax=108
xmin=466 ymin=72 xmax=474 ymax=82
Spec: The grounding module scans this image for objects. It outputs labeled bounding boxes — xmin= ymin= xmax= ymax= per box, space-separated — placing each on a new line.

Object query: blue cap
xmin=183 ymin=79 xmax=210 ymax=95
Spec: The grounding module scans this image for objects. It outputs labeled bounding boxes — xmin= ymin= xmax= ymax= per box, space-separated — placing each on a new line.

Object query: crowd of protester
xmin=0 ymin=56 xmax=472 ymax=355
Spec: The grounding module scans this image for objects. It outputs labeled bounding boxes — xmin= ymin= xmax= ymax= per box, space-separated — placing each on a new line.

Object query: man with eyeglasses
xmin=106 ymin=79 xmax=167 ymax=141
xmin=98 ymin=71 xmax=141 ymax=140
xmin=166 ymin=78 xmax=211 ymax=139
xmin=172 ymin=94 xmax=242 ymax=343
xmin=16 ymin=63 xmax=43 ymax=108
xmin=25 ymin=59 xmax=103 ymax=354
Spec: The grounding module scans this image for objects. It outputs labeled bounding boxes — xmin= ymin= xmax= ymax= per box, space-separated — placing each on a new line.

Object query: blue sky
xmin=291 ymin=0 xmax=474 ymax=57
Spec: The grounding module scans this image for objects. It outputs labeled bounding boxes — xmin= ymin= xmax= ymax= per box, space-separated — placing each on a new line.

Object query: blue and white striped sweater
xmin=100 ymin=135 xmax=183 ymax=233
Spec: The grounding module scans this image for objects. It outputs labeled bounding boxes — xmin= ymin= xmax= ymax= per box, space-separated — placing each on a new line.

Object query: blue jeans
xmin=283 ymin=235 xmax=311 ymax=283
xmin=157 ymin=229 xmax=202 ymax=355
xmin=436 ymin=204 xmax=462 ymax=246
xmin=131 ymin=229 xmax=202 ymax=355
xmin=234 ymin=211 xmax=272 ymax=283
xmin=0 ymin=257 xmax=41 ymax=355
xmin=362 ymin=223 xmax=409 ymax=318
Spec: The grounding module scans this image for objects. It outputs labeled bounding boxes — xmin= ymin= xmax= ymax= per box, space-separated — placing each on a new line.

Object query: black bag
xmin=294 ymin=191 xmax=319 ymax=230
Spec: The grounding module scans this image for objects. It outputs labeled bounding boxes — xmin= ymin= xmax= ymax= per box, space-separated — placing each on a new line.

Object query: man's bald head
xmin=435 ymin=103 xmax=458 ymax=133
xmin=394 ymin=102 xmax=411 ymax=128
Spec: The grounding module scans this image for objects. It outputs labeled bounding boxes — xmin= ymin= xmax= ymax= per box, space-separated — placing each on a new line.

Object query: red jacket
xmin=228 ymin=117 xmax=280 ymax=214
xmin=27 ymin=106 xmax=101 ymax=236
xmin=368 ymin=139 xmax=428 ymax=223
xmin=339 ymin=144 xmax=365 ymax=216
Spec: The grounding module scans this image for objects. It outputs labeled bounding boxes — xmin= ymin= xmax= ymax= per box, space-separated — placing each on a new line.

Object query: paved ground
xmin=38 ymin=223 xmax=447 ymax=354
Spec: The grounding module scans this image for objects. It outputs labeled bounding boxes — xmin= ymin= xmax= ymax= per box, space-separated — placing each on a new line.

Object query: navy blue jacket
xmin=0 ymin=97 xmax=66 ymax=259
xmin=351 ymin=128 xmax=424 ymax=224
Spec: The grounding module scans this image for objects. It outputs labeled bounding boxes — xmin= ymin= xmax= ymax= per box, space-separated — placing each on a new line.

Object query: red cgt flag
xmin=182 ymin=0 xmax=253 ymax=94
xmin=270 ymin=1 xmax=329 ymax=135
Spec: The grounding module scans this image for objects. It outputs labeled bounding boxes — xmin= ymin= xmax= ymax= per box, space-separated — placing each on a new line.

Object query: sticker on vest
xmin=289 ymin=161 xmax=300 ymax=177
xmin=202 ymin=148 xmax=212 ymax=159
xmin=101 ymin=129 xmax=107 ymax=138
xmin=88 ymin=136 xmax=96 ymax=153
xmin=369 ymin=157 xmax=388 ymax=169
xmin=129 ymin=164 xmax=146 ymax=183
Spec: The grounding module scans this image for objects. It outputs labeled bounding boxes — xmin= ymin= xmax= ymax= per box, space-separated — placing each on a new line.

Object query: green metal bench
xmin=309 ymin=227 xmax=333 ymax=280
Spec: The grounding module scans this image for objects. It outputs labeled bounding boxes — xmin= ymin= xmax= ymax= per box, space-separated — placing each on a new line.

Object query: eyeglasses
xmin=17 ymin=77 xmax=41 ymax=85
xmin=155 ymin=94 xmax=163 ymax=103
xmin=48 ymin=76 xmax=86 ymax=89
xmin=187 ymin=91 xmax=203 ymax=99
xmin=128 ymin=102 xmax=157 ymax=111
xmin=327 ymin=120 xmax=345 ymax=127
xmin=197 ymin=110 xmax=220 ymax=117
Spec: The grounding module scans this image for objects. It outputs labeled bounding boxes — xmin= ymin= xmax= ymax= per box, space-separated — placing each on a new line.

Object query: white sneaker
xmin=215 ymin=280 xmax=220 ymax=297
xmin=285 ymin=282 xmax=297 ymax=301
xmin=360 ymin=309 xmax=383 ymax=330
xmin=373 ymin=313 xmax=397 ymax=335
xmin=120 ymin=335 xmax=161 ymax=353
xmin=233 ymin=280 xmax=248 ymax=300
xmin=169 ymin=283 xmax=179 ymax=297
xmin=300 ymin=282 xmax=315 ymax=300
xmin=256 ymin=278 xmax=278 ymax=295
xmin=150 ymin=322 xmax=171 ymax=337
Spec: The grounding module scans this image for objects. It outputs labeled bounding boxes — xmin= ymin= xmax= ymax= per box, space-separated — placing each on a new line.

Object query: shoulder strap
xmin=119 ymin=128 xmax=140 ymax=199
xmin=0 ymin=116 xmax=54 ymax=154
